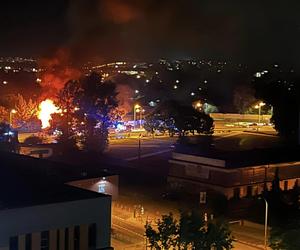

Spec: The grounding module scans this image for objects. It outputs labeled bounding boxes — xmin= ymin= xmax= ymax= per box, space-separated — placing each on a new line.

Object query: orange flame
xmin=38 ymin=99 xmax=60 ymax=129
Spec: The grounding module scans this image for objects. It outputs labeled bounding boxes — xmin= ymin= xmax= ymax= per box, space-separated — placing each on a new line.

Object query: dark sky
xmin=1 ymin=0 xmax=300 ymax=67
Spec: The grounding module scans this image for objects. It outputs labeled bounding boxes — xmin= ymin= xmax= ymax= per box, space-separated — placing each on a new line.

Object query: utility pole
xmin=138 ymin=133 xmax=142 ymax=167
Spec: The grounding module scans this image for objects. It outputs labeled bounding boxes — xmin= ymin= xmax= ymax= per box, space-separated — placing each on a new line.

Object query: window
xmin=98 ymin=182 xmax=106 ymax=193
xmin=25 ymin=234 xmax=31 ymax=250
xmin=246 ymin=186 xmax=253 ymax=197
xmin=74 ymin=226 xmax=80 ymax=250
xmin=41 ymin=231 xmax=49 ymax=250
xmin=233 ymin=188 xmax=240 ymax=199
xmin=65 ymin=228 xmax=69 ymax=250
xmin=9 ymin=236 xmax=18 ymax=250
xmin=56 ymin=230 xmax=60 ymax=250
xmin=88 ymin=224 xmax=97 ymax=249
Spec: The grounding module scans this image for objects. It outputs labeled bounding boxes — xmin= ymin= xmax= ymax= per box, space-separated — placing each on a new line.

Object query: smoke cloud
xmin=115 ymin=84 xmax=134 ymax=115
xmin=101 ymin=0 xmax=142 ymax=24
xmin=38 ymin=48 xmax=82 ymax=98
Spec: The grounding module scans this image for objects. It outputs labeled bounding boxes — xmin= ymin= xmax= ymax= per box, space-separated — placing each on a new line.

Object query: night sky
xmin=1 ymin=0 xmax=300 ymax=68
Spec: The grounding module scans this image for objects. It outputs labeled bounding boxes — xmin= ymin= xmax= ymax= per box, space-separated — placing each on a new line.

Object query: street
xmin=111 ymin=202 xmax=266 ymax=250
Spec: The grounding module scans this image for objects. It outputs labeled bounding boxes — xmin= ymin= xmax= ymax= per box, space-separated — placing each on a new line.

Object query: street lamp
xmin=254 ymin=102 xmax=266 ymax=123
xmin=136 ymin=108 xmax=141 ymax=129
xmin=133 ymin=104 xmax=140 ymax=130
xmin=259 ymin=196 xmax=269 ymax=250
xmin=140 ymin=109 xmax=145 ymax=129
xmin=195 ymin=101 xmax=202 ymax=110
xmin=9 ymin=109 xmax=17 ymax=127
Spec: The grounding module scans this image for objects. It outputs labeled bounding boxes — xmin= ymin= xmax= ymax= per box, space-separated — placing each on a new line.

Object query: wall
xmin=168 ymin=152 xmax=300 ymax=199
xmin=0 ymin=196 xmax=111 ymax=249
xmin=211 ymin=113 xmax=271 ymax=123
xmin=67 ymin=176 xmax=119 ymax=200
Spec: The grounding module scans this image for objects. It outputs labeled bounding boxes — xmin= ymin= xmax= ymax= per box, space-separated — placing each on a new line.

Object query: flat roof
xmin=0 ymin=151 xmax=109 ymax=210
xmin=175 ymin=133 xmax=300 ymax=168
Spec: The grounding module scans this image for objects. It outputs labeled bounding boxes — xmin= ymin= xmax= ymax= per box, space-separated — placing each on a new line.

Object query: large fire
xmin=38 ymin=99 xmax=60 ymax=129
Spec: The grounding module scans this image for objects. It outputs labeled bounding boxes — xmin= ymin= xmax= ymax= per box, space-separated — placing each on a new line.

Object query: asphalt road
xmin=106 ymin=137 xmax=177 ymax=176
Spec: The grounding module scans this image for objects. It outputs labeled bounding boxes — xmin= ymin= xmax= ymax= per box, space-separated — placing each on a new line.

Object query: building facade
xmin=0 ymin=197 xmax=112 ymax=250
xmin=168 ymin=151 xmax=300 ymax=199
xmin=0 ymin=151 xmax=113 ymax=250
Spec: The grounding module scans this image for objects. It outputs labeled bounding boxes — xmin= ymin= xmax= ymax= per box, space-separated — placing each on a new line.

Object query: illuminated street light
xmin=254 ymin=102 xmax=266 ymax=123
xmin=9 ymin=109 xmax=17 ymax=127
xmin=133 ymin=104 xmax=141 ymax=129
xmin=255 ymin=72 xmax=262 ymax=78
xmin=258 ymin=196 xmax=269 ymax=250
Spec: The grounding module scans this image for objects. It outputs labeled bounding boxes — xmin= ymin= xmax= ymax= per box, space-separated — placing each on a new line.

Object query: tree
xmin=77 ymin=73 xmax=118 ymax=153
xmin=145 ymin=211 xmax=233 ymax=250
xmin=144 ymin=114 xmax=175 ymax=136
xmin=271 ymin=168 xmax=281 ymax=195
xmin=55 ymin=80 xmax=81 ymax=152
xmin=270 ymin=215 xmax=300 ymax=250
xmin=233 ymin=85 xmax=257 ymax=114
xmin=253 ymin=70 xmax=300 ymax=142
xmin=145 ymin=213 xmax=178 ymax=250
xmin=144 ymin=115 xmax=161 ymax=135
xmin=206 ymin=220 xmax=234 ymax=250
xmin=0 ymin=122 xmax=19 ymax=152
xmin=0 ymin=106 xmax=8 ymax=122
xmin=146 ymin=100 xmax=214 ymax=137
xmin=14 ymin=94 xmax=38 ymax=128
xmin=56 ymin=72 xmax=118 ymax=154
xmin=179 ymin=211 xmax=206 ymax=249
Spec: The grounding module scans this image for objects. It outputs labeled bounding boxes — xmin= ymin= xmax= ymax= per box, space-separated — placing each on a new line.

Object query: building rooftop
xmin=175 ymin=132 xmax=300 ymax=168
xmin=0 ymin=151 xmax=110 ymax=210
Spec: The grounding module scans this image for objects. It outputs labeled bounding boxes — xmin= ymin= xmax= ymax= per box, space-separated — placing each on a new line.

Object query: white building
xmin=0 ymin=151 xmax=113 ymax=250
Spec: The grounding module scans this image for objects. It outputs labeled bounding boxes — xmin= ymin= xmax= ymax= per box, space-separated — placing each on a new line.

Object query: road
xmin=111 ymin=203 xmax=265 ymax=250
xmin=106 ymin=137 xmax=177 ymax=176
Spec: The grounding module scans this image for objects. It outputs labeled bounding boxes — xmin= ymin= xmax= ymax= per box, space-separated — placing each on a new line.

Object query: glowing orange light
xmin=38 ymin=99 xmax=60 ymax=129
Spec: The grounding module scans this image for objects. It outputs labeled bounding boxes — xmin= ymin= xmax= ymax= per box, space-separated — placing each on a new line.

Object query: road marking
xmin=125 ymin=149 xmax=173 ymax=161
xmin=109 ymin=145 xmax=161 ymax=148
xmin=214 ymin=132 xmax=242 ymax=140
xmin=242 ymin=131 xmax=278 ymax=138
xmin=112 ymin=223 xmax=144 ymax=238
